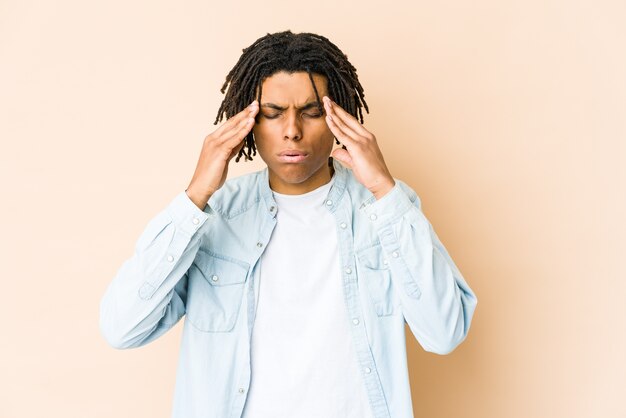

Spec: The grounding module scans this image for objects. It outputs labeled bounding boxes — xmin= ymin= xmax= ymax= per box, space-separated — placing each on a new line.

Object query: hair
xmin=213 ymin=30 xmax=370 ymax=162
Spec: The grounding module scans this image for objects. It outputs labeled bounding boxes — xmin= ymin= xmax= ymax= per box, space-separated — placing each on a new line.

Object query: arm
xmin=99 ymin=190 xmax=211 ymax=349
xmin=363 ymin=180 xmax=478 ymax=355
xmin=320 ymin=96 xmax=477 ymax=353
xmin=100 ymin=99 xmax=260 ymax=349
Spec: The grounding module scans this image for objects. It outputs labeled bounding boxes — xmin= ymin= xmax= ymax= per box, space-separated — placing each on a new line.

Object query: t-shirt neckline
xmin=271 ymin=173 xmax=336 ymax=200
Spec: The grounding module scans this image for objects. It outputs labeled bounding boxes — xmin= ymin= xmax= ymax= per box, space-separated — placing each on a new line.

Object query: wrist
xmin=185 ymin=186 xmax=211 ymax=210
xmin=371 ymin=178 xmax=396 ymax=200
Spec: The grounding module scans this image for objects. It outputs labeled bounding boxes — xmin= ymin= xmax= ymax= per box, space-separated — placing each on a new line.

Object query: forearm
xmin=99 ymin=191 xmax=212 ymax=349
xmin=363 ymin=180 xmax=478 ymax=354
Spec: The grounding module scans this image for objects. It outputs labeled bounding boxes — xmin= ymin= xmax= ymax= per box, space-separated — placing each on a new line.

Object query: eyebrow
xmin=260 ymin=101 xmax=322 ymax=111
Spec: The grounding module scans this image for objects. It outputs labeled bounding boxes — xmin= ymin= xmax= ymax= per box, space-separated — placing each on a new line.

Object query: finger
xmin=325 ymin=112 xmax=359 ymax=147
xmin=323 ymin=100 xmax=362 ymax=145
xmin=219 ymin=103 xmax=257 ymax=138
xmin=213 ymin=101 xmax=258 ymax=136
xmin=226 ymin=103 xmax=258 ymax=130
xmin=323 ymin=96 xmax=371 ymax=138
xmin=325 ymin=101 xmax=360 ymax=139
xmin=331 ymin=148 xmax=353 ymax=169
xmin=222 ymin=114 xmax=255 ymax=147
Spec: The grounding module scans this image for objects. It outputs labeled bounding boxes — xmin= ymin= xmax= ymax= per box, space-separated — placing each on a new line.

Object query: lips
xmin=277 ymin=149 xmax=308 ymax=163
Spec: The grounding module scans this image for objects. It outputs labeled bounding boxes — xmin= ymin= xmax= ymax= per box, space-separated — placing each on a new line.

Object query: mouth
xmin=277 ymin=150 xmax=308 ymax=163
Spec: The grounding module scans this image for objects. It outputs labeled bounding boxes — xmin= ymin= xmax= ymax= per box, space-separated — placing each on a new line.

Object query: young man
xmin=100 ymin=30 xmax=478 ymax=418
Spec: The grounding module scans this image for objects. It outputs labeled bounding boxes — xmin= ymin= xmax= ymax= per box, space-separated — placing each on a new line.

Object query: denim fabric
xmin=99 ymin=158 xmax=478 ymax=418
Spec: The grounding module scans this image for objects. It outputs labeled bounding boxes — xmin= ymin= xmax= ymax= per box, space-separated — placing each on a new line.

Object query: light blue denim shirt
xmin=99 ymin=158 xmax=478 ymax=418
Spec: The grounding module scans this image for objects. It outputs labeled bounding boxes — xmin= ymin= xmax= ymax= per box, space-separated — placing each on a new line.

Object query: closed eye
xmin=262 ymin=112 xmax=323 ymax=119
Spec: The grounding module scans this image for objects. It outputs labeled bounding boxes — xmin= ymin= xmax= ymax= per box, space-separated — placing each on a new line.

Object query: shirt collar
xmin=260 ymin=157 xmax=348 ymax=217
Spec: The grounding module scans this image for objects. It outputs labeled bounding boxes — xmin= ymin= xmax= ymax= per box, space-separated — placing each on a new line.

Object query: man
xmin=100 ymin=30 xmax=478 ymax=418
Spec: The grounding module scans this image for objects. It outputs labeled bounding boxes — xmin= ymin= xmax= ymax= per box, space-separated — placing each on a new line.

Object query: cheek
xmin=319 ymin=128 xmax=335 ymax=150
xmin=252 ymin=126 xmax=271 ymax=153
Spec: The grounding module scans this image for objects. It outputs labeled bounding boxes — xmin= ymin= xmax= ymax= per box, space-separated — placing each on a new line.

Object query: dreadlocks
xmin=213 ymin=30 xmax=370 ymax=162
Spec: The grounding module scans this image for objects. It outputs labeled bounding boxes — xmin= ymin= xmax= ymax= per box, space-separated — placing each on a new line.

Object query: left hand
xmin=323 ymin=96 xmax=395 ymax=200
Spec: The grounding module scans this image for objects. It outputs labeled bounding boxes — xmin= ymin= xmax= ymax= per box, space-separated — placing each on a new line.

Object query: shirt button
xmin=166 ymin=255 xmax=174 ymax=262
xmin=345 ymin=268 xmax=352 ymax=274
xmin=383 ymin=259 xmax=388 ymax=265
xmin=192 ymin=217 xmax=199 ymax=225
xmin=340 ymin=222 xmax=347 ymax=229
xmin=269 ymin=206 xmax=276 ymax=212
xmin=326 ymin=199 xmax=333 ymax=206
xmin=352 ymin=318 xmax=360 ymax=325
xmin=257 ymin=242 xmax=264 ymax=248
xmin=364 ymin=367 xmax=371 ymax=374
xmin=211 ymin=275 xmax=219 ymax=282
xmin=392 ymin=251 xmax=399 ymax=258
xmin=369 ymin=214 xmax=377 ymax=221
xmin=238 ymin=388 xmax=245 ymax=394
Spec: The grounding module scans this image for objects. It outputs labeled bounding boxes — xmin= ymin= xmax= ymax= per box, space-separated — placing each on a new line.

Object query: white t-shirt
xmin=241 ymin=175 xmax=374 ymax=418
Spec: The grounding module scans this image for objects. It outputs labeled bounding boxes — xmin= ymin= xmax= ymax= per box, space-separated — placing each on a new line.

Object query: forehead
xmin=258 ymin=71 xmax=328 ymax=103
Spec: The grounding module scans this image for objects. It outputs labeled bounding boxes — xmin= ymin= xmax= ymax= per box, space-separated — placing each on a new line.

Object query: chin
xmin=275 ymin=169 xmax=315 ymax=184
xmin=271 ymin=161 xmax=325 ymax=182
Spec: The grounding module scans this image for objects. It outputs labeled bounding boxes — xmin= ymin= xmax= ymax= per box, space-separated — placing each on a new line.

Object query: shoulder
xmin=340 ymin=165 xmax=420 ymax=208
xmin=207 ymin=169 xmax=265 ymax=218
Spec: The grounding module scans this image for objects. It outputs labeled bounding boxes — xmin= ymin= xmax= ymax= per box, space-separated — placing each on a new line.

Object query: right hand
xmin=186 ymin=100 xmax=259 ymax=209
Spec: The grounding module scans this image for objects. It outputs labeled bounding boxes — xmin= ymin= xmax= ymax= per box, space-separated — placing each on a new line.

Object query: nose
xmin=283 ymin=112 xmax=302 ymax=141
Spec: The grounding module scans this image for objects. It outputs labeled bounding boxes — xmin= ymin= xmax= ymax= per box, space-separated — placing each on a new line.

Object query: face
xmin=252 ymin=71 xmax=335 ymax=195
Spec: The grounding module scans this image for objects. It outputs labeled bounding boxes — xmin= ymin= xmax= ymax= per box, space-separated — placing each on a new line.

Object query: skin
xmin=185 ymin=70 xmax=395 ymax=210
xmin=252 ymin=71 xmax=336 ymax=195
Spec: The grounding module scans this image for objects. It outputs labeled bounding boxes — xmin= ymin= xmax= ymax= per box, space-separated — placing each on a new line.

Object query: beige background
xmin=1 ymin=0 xmax=624 ymax=417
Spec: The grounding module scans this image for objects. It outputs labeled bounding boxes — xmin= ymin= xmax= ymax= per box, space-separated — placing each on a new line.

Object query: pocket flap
xmin=356 ymin=245 xmax=390 ymax=270
xmin=193 ymin=249 xmax=249 ymax=286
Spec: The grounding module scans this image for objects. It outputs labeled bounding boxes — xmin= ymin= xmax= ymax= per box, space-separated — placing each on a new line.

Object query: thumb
xmin=229 ymin=140 xmax=245 ymax=160
xmin=331 ymin=148 xmax=353 ymax=169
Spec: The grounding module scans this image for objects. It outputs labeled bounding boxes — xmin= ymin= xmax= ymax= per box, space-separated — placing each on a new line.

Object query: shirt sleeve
xmin=99 ymin=190 xmax=213 ymax=349
xmin=362 ymin=180 xmax=478 ymax=355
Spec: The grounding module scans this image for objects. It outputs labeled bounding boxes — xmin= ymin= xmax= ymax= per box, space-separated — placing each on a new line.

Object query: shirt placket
xmin=230 ymin=197 xmax=279 ymax=418
xmin=330 ymin=198 xmax=391 ymax=418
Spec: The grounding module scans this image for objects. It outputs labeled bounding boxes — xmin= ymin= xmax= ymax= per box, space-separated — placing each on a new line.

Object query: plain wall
xmin=1 ymin=0 xmax=624 ymax=417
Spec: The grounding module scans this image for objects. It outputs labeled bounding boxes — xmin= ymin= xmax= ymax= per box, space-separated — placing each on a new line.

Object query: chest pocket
xmin=356 ymin=245 xmax=398 ymax=317
xmin=186 ymin=249 xmax=249 ymax=332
